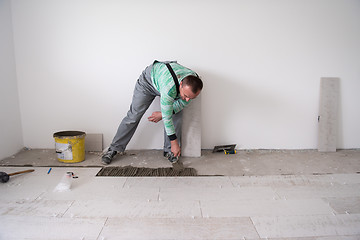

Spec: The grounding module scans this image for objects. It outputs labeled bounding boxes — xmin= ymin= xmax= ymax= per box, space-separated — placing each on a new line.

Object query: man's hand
xmin=148 ymin=111 xmax=162 ymax=123
xmin=171 ymin=139 xmax=181 ymax=157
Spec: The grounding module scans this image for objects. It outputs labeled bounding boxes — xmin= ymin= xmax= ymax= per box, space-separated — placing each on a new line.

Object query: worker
xmin=102 ymin=60 xmax=203 ymax=165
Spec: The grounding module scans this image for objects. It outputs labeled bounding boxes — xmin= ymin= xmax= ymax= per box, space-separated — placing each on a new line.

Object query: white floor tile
xmin=40 ymin=177 xmax=135 ymax=201
xmin=230 ymin=174 xmax=360 ymax=187
xmin=1 ymin=166 xmax=360 ymax=240
xmin=275 ymin=184 xmax=360 ymax=199
xmin=324 ymin=197 xmax=360 ymax=214
xmin=0 ymin=167 xmax=102 ymax=201
xmin=124 ymin=176 xmax=234 ymax=188
xmin=0 ymin=215 xmax=106 ymax=240
xmin=65 ymin=199 xmax=202 ymax=218
xmin=0 ymin=183 xmax=43 ymax=201
xmin=99 ymin=217 xmax=260 ymax=240
xmin=201 ymin=199 xmax=334 ymax=217
xmin=269 ymin=236 xmax=360 ymax=240
xmin=0 ymin=199 xmax=73 ymax=217
xmin=252 ymin=214 xmax=360 ymax=238
xmin=160 ymin=186 xmax=277 ymax=201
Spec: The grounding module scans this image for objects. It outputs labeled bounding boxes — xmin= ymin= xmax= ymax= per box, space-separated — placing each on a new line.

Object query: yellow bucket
xmin=53 ymin=131 xmax=86 ymax=163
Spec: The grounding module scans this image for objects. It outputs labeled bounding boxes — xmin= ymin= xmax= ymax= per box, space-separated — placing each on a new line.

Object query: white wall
xmin=9 ymin=0 xmax=360 ymax=150
xmin=0 ymin=0 xmax=23 ymax=159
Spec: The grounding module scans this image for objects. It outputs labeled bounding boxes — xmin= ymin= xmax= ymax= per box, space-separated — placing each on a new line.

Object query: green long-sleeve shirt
xmin=151 ymin=61 xmax=197 ymax=140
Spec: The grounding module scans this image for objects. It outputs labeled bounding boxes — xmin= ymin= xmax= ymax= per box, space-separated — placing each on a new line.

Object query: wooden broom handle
xmin=8 ymin=169 xmax=35 ymax=176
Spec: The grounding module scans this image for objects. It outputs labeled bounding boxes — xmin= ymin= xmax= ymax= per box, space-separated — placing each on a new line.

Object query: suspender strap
xmin=165 ymin=63 xmax=180 ymax=96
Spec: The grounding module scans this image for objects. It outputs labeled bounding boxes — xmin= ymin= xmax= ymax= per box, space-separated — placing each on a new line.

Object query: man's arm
xmin=171 ymin=139 xmax=181 ymax=157
xmin=148 ymin=111 xmax=162 ymax=123
xmin=173 ymin=98 xmax=190 ymax=114
xmin=147 ymin=110 xmax=181 ymax=157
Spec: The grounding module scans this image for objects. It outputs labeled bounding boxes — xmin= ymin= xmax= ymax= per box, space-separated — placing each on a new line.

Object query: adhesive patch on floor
xmin=96 ymin=165 xmax=198 ymax=177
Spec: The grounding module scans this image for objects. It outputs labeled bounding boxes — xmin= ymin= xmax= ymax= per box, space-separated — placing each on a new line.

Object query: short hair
xmin=182 ymin=75 xmax=203 ymax=94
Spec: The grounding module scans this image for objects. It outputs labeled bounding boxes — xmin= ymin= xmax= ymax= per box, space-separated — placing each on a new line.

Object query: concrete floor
xmin=0 ymin=149 xmax=360 ymax=239
xmin=1 ymin=148 xmax=360 ymax=176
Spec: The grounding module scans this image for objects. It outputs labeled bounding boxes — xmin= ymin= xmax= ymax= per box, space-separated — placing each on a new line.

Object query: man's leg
xmin=163 ymin=110 xmax=183 ymax=155
xmin=103 ymin=65 xmax=158 ymax=164
xmin=110 ymin=81 xmax=156 ymax=153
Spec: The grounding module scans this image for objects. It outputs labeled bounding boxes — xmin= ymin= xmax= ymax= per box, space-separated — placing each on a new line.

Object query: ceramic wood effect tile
xmin=0 ymin=199 xmax=73 ymax=217
xmin=0 ymin=215 xmax=106 ymax=240
xmin=201 ymin=199 xmax=334 ymax=218
xmin=251 ymin=214 xmax=360 ymax=238
xmin=40 ymin=177 xmax=134 ymax=201
xmin=64 ymin=199 xmax=202 ymax=218
xmin=159 ymin=186 xmax=277 ymax=201
xmin=230 ymin=174 xmax=360 ymax=187
xmin=2 ymin=166 xmax=360 ymax=240
xmin=324 ymin=197 xmax=360 ymax=214
xmin=98 ymin=217 xmax=260 ymax=240
xmin=0 ymin=181 xmax=44 ymax=201
xmin=123 ymin=176 xmax=234 ymax=188
xmin=275 ymin=184 xmax=360 ymax=199
xmin=268 ymin=236 xmax=360 ymax=240
xmin=0 ymin=167 xmax=103 ymax=201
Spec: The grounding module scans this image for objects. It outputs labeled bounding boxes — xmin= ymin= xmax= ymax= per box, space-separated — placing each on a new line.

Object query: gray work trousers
xmin=110 ymin=64 xmax=182 ymax=153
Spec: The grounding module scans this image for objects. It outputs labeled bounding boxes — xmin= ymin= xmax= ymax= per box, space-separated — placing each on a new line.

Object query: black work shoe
xmin=102 ymin=148 xmax=117 ymax=165
xmin=164 ymin=151 xmax=179 ymax=164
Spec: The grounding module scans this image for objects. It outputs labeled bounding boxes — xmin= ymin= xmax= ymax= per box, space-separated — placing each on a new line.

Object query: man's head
xmin=179 ymin=75 xmax=203 ymax=102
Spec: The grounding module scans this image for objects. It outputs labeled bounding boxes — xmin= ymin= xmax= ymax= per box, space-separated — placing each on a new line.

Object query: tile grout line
xmin=249 ymin=216 xmax=262 ymax=239
xmin=158 ymin=187 xmax=161 ymax=202
xmin=228 ymin=176 xmax=237 ymax=188
xmin=273 ymin=188 xmax=282 ymax=200
xmin=199 ymin=201 xmax=203 ymax=218
xmin=320 ymin=197 xmax=339 ymax=215
xmin=122 ymin=177 xmax=129 ymax=188
xmin=96 ymin=217 xmax=109 ymax=240
xmin=60 ymin=200 xmax=75 ymax=218
xmin=34 ymin=191 xmax=45 ymax=201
